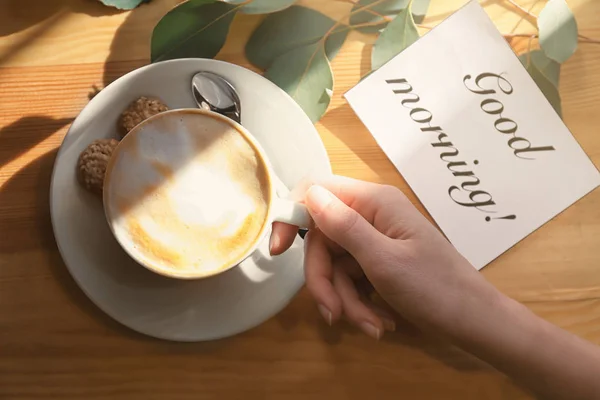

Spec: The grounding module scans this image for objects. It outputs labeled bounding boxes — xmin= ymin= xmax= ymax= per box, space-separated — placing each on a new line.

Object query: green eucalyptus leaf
xmin=411 ymin=0 xmax=430 ymax=24
xmin=246 ymin=6 xmax=348 ymax=69
xmin=519 ymin=51 xmax=562 ymax=116
xmin=521 ymin=50 xmax=561 ymax=87
xmin=98 ymin=0 xmax=149 ymax=10
xmin=151 ymin=0 xmax=238 ymax=63
xmin=349 ymin=0 xmax=429 ymax=33
xmin=538 ymin=0 xmax=578 ymax=63
xmin=265 ymin=42 xmax=334 ymax=123
xmin=223 ymin=0 xmax=297 ymax=14
xmin=350 ymin=0 xmax=409 ymax=34
xmin=371 ymin=6 xmax=419 ymax=70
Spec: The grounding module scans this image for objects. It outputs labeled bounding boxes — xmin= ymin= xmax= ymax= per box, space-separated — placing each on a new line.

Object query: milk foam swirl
xmin=104 ymin=111 xmax=271 ymax=276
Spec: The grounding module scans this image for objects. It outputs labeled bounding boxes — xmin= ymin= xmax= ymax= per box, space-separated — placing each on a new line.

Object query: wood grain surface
xmin=1 ymin=0 xmax=599 ymax=399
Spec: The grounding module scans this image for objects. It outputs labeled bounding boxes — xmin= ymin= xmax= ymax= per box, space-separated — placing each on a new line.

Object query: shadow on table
xmin=317 ymin=314 xmax=491 ymax=372
xmin=0 ymin=116 xmax=72 ymax=168
xmin=3 ymin=146 xmax=217 ymax=346
xmin=0 ymin=0 xmax=123 ymax=37
xmin=0 ymin=147 xmax=143 ymax=339
xmin=0 ymin=129 xmax=234 ymax=348
xmin=101 ymin=0 xmax=182 ymax=89
xmin=275 ymin=291 xmax=490 ymax=372
xmin=0 ymin=0 xmax=124 ymax=67
xmin=0 ymin=148 xmax=58 ymax=255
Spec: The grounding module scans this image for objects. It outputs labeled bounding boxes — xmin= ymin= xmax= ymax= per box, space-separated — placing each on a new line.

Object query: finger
xmin=270 ymin=221 xmax=350 ymax=257
xmin=311 ymin=175 xmax=429 ymax=239
xmin=285 ymin=175 xmax=409 ymax=233
xmin=337 ymin=254 xmax=364 ymax=280
xmin=332 ymin=266 xmax=384 ymax=340
xmin=336 ymin=269 xmax=395 ymax=333
xmin=364 ymin=301 xmax=397 ymax=332
xmin=305 ymin=185 xmax=388 ymax=263
xmin=304 ymin=230 xmax=342 ymax=325
xmin=269 ymin=222 xmax=299 ymax=256
xmin=269 ymin=177 xmax=319 ymax=255
xmin=354 ymin=276 xmax=375 ymax=297
xmin=271 ymin=174 xmax=419 ymax=255
xmin=331 ymin=264 xmax=396 ymax=333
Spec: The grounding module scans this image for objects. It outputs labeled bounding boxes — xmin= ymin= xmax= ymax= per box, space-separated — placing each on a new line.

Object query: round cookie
xmin=118 ymin=96 xmax=169 ymax=138
xmin=76 ymin=138 xmax=119 ymax=195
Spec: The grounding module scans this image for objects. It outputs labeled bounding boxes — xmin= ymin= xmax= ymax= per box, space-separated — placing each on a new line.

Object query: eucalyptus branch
xmin=503 ymin=33 xmax=538 ymax=39
xmin=291 ymin=0 xmax=391 ymax=98
xmin=527 ymin=33 xmax=536 ymax=56
xmin=365 ymin=8 xmax=393 ymax=22
xmin=578 ymin=34 xmax=600 ymax=44
xmin=349 ymin=20 xmax=390 ymax=30
xmin=502 ymin=32 xmax=600 ymax=46
xmin=506 ymin=0 xmax=538 ymax=19
xmin=337 ymin=0 xmax=400 ymax=24
xmin=321 ymin=0 xmax=391 ymax=44
xmin=153 ymin=1 xmax=248 ymax=62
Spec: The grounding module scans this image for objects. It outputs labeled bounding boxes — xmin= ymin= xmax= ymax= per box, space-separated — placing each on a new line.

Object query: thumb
xmin=305 ymin=185 xmax=385 ymax=262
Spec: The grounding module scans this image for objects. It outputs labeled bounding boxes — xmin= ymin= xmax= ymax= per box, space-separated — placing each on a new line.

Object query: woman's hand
xmin=270 ymin=175 xmax=496 ymax=339
xmin=270 ymin=176 xmax=600 ymax=399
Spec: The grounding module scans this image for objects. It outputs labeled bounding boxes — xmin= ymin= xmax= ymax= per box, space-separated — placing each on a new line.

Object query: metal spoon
xmin=192 ymin=71 xmax=241 ymax=123
xmin=191 ymin=71 xmax=307 ymax=240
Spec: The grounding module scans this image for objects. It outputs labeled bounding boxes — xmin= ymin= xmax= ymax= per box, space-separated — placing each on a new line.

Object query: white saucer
xmin=50 ymin=59 xmax=331 ymax=341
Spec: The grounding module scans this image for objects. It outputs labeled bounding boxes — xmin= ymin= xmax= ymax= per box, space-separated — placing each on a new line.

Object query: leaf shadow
xmin=0 ymin=148 xmax=144 ymax=339
xmin=0 ymin=0 xmax=126 ymax=67
xmin=0 ymin=116 xmax=72 ymax=169
xmin=101 ymin=0 xmax=183 ymax=89
xmin=0 ymin=0 xmax=123 ymax=37
xmin=0 ymin=148 xmax=58 ymax=256
xmin=0 ymin=141 xmax=234 ymax=350
xmin=360 ymin=41 xmax=372 ymax=80
xmin=98 ymin=0 xmax=263 ymax=91
xmin=0 ymin=10 xmax=67 ymax=67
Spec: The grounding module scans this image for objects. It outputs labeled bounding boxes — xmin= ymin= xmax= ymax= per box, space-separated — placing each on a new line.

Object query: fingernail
xmin=382 ymin=318 xmax=396 ymax=332
xmin=269 ymin=234 xmax=279 ymax=255
xmin=360 ymin=322 xmax=382 ymax=340
xmin=317 ymin=304 xmax=332 ymax=326
xmin=306 ymin=185 xmax=335 ymax=214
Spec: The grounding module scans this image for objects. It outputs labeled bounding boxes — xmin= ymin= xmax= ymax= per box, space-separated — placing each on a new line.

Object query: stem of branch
xmin=506 ymin=0 xmax=538 ymax=19
xmin=527 ymin=32 xmax=535 ymax=56
xmin=365 ymin=8 xmax=393 ymax=22
xmin=502 ymin=32 xmax=600 ymax=46
xmin=578 ymin=34 xmax=600 ymax=44
xmin=504 ymin=33 xmax=538 ymax=39
xmin=322 ymin=0 xmax=390 ymax=42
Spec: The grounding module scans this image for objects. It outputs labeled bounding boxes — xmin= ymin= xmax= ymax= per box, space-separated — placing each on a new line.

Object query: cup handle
xmin=271 ymin=197 xmax=313 ymax=229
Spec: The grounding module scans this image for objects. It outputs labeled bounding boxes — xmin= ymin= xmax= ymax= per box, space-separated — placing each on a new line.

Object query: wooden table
xmin=1 ymin=0 xmax=599 ymax=398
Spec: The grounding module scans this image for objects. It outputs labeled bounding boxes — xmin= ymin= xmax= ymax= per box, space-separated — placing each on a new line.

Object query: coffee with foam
xmin=104 ymin=110 xmax=271 ymax=277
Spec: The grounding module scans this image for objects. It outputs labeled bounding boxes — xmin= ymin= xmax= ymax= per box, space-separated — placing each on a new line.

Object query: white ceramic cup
xmin=103 ymin=108 xmax=311 ymax=279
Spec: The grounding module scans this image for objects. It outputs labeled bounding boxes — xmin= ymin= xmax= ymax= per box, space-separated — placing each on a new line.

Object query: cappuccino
xmin=104 ymin=110 xmax=271 ymax=277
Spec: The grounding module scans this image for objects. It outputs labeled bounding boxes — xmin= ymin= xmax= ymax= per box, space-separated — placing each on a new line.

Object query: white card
xmin=344 ymin=0 xmax=600 ymax=269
